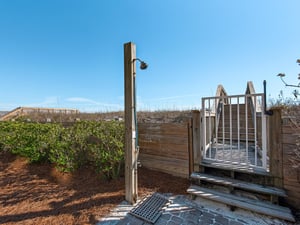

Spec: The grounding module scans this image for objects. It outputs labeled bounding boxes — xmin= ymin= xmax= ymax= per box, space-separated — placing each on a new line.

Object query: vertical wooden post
xmin=269 ymin=108 xmax=283 ymax=188
xmin=188 ymin=118 xmax=193 ymax=175
xmin=124 ymin=42 xmax=138 ymax=204
xmin=192 ymin=110 xmax=201 ymax=172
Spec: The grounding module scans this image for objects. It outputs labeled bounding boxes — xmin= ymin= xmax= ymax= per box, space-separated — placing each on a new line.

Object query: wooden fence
xmin=281 ymin=108 xmax=300 ymax=210
xmin=0 ymin=107 xmax=79 ymax=121
xmin=138 ymin=122 xmax=191 ymax=178
xmin=268 ymin=107 xmax=300 ymax=211
xmin=138 ymin=108 xmax=300 ymax=211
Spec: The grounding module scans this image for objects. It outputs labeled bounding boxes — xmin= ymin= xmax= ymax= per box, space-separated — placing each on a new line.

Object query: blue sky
xmin=0 ymin=0 xmax=299 ymax=112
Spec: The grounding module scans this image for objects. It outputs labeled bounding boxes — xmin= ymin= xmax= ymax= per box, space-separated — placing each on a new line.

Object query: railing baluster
xmin=201 ymin=93 xmax=267 ymax=170
xmin=237 ymin=97 xmax=240 ymax=164
xmin=254 ymin=96 xmax=257 ymax=166
xmin=229 ymin=97 xmax=232 ymax=164
xmin=261 ymin=95 xmax=267 ymax=170
xmin=245 ymin=96 xmax=249 ymax=165
xmin=202 ymin=98 xmax=206 ymax=161
xmin=208 ymin=99 xmax=212 ymax=159
xmin=222 ymin=96 xmax=225 ymax=160
xmin=215 ymin=97 xmax=219 ymax=160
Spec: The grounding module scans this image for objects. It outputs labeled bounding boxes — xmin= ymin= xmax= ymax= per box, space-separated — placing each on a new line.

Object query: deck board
xmin=191 ymin=172 xmax=287 ymax=197
xmin=187 ymin=185 xmax=295 ymax=222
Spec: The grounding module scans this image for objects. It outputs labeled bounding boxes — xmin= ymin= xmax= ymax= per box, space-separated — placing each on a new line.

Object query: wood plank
xmin=139 ymin=132 xmax=188 ymax=139
xmin=188 ymin=119 xmax=193 ymax=175
xmin=282 ymin=126 xmax=298 ymax=134
xmin=139 ymin=140 xmax=188 ymax=149
xmin=187 ymin=185 xmax=295 ymax=222
xmin=139 ymin=153 xmax=189 ymax=178
xmin=140 ymin=152 xmax=188 ymax=160
xmin=192 ymin=110 xmax=201 ymax=171
xmin=139 ymin=144 xmax=188 ymax=151
xmin=190 ymin=172 xmax=287 ymax=197
xmin=138 ymin=123 xmax=189 ymax=164
xmin=268 ymin=109 xmax=284 ymax=189
xmin=284 ymin=184 xmax=300 ymax=193
xmin=140 ymin=125 xmax=187 ymax=132
xmin=139 ymin=123 xmax=188 ymax=135
xmin=139 ymin=141 xmax=188 ymax=150
xmin=138 ymin=136 xmax=188 ymax=145
xmin=281 ymin=134 xmax=298 ymax=144
xmin=200 ymin=160 xmax=270 ymax=176
xmin=139 ymin=153 xmax=189 ymax=168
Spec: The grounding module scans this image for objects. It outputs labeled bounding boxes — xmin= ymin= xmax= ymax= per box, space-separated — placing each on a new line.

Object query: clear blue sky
xmin=0 ymin=0 xmax=299 ymax=112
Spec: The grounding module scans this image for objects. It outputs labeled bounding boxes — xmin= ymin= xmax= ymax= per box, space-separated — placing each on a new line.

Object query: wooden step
xmin=200 ymin=159 xmax=270 ymax=176
xmin=187 ymin=185 xmax=295 ymax=222
xmin=190 ymin=172 xmax=287 ymax=197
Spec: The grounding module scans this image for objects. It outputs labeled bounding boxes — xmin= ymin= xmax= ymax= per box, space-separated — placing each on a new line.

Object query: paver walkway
xmin=97 ymin=194 xmax=296 ymax=225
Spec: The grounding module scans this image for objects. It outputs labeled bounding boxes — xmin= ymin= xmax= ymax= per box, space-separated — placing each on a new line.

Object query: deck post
xmin=192 ymin=110 xmax=201 ymax=172
xmin=124 ymin=42 xmax=138 ymax=204
xmin=269 ymin=108 xmax=283 ymax=188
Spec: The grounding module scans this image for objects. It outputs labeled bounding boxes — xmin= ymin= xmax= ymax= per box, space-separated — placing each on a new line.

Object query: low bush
xmin=0 ymin=121 xmax=125 ymax=178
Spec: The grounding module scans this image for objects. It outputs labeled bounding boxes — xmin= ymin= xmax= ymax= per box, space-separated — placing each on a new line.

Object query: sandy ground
xmin=0 ymin=151 xmax=189 ymax=225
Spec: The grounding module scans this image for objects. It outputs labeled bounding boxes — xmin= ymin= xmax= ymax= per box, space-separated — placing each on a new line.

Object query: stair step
xmin=200 ymin=159 xmax=270 ymax=176
xmin=190 ymin=172 xmax=287 ymax=197
xmin=187 ymin=185 xmax=295 ymax=222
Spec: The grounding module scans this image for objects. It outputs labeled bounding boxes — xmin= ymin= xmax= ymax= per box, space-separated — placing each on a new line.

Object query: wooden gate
xmin=201 ymin=93 xmax=268 ymax=171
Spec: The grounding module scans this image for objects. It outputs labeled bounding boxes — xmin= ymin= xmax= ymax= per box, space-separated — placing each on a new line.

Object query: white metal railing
xmin=201 ymin=93 xmax=267 ymax=171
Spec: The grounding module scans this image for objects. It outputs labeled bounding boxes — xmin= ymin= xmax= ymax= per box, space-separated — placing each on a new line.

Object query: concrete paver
xmin=97 ymin=194 xmax=296 ymax=225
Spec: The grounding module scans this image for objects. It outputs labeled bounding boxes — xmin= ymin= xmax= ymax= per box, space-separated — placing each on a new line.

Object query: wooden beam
xmin=124 ymin=42 xmax=138 ymax=204
xmin=269 ymin=108 xmax=284 ymax=188
xmin=192 ymin=110 xmax=201 ymax=172
xmin=188 ymin=119 xmax=193 ymax=175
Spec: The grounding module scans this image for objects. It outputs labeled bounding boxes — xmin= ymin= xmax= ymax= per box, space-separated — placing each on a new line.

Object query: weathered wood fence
xmin=138 ymin=108 xmax=300 ymax=211
xmin=268 ymin=108 xmax=300 ymax=211
xmin=138 ymin=122 xmax=191 ymax=178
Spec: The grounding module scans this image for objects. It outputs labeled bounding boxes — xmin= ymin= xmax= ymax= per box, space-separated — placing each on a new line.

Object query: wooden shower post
xmin=124 ymin=42 xmax=138 ymax=204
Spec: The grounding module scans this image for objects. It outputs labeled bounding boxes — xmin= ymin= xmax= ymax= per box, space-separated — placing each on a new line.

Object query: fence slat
xmin=138 ymin=122 xmax=189 ymax=178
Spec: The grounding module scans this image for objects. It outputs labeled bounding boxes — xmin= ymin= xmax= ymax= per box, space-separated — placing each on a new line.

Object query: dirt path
xmin=0 ymin=151 xmax=189 ymax=225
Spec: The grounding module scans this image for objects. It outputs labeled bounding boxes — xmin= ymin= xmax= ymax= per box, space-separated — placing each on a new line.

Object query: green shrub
xmin=87 ymin=121 xmax=124 ymax=179
xmin=0 ymin=122 xmax=54 ymax=162
xmin=0 ymin=120 xmax=125 ymax=178
xmin=47 ymin=125 xmax=76 ymax=172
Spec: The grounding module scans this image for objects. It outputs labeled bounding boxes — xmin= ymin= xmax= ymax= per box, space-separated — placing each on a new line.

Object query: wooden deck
xmin=204 ymin=142 xmax=269 ymax=173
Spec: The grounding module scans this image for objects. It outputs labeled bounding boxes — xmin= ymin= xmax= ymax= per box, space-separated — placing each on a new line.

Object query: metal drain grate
xmin=129 ymin=193 xmax=169 ymax=223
